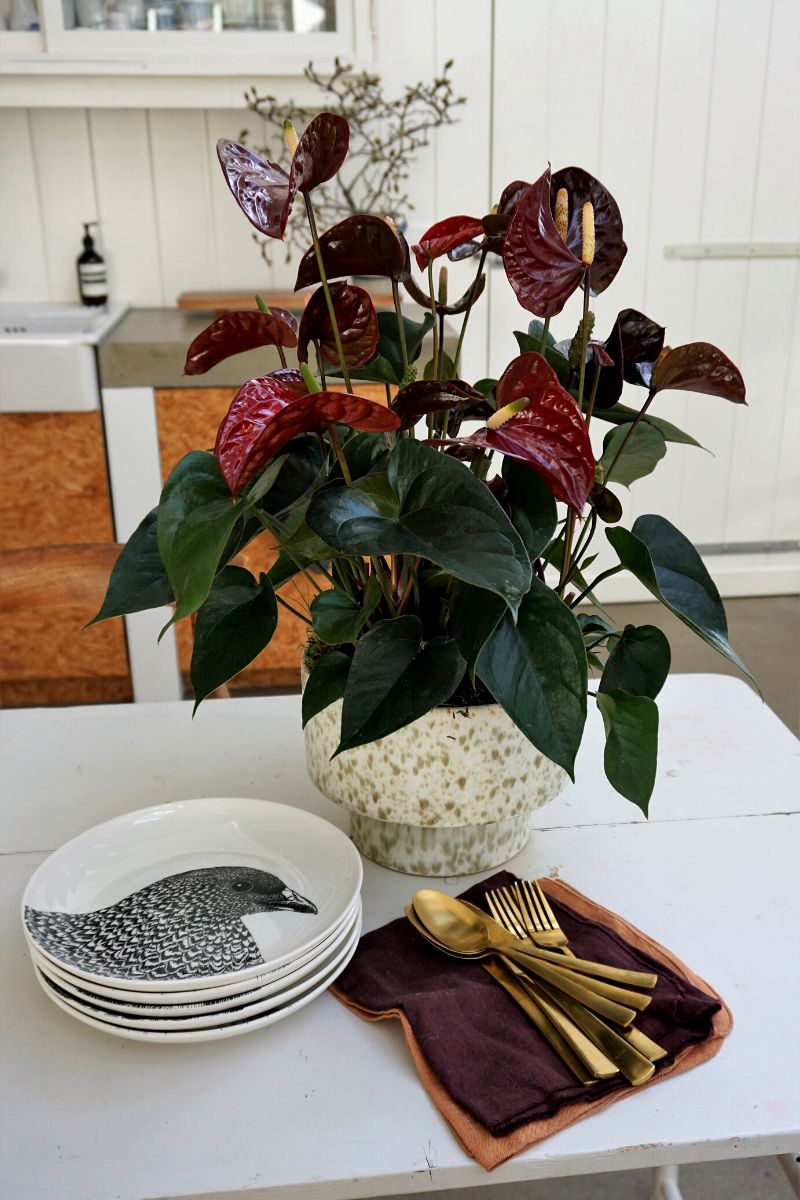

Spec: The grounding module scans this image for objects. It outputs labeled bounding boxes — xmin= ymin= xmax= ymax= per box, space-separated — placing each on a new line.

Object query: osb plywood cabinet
xmin=0 ymin=411 xmax=132 ymax=707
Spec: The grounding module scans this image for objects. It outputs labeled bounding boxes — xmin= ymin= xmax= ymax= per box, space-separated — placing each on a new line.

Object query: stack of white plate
xmin=22 ymin=797 xmax=362 ymax=1043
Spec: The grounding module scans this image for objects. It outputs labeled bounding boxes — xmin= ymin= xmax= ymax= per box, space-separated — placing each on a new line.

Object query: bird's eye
xmin=232 ymin=881 xmax=253 ymax=892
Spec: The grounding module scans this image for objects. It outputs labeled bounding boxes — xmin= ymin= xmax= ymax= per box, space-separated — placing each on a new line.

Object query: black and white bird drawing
xmin=25 ymin=866 xmax=318 ymax=982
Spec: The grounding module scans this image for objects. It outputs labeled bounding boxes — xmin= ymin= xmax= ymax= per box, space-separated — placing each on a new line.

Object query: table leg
xmin=652 ymin=1164 xmax=683 ymax=1200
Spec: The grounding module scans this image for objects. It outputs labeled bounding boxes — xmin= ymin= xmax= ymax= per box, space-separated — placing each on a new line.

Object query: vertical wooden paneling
xmin=147 ymin=110 xmax=217 ymax=305
xmin=88 ymin=108 xmax=164 ymax=306
xmin=28 ymin=108 xmax=96 ymax=303
xmin=205 ymin=108 xmax=273 ymax=295
xmin=772 ymin=276 xmax=800 ymax=542
xmin=0 ymin=109 xmax=49 ymax=300
xmin=675 ymin=0 xmax=773 ymax=546
xmin=725 ymin=0 xmax=800 ymax=546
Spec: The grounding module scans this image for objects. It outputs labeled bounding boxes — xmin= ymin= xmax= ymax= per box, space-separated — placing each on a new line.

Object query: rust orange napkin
xmin=331 ymin=873 xmax=732 ymax=1170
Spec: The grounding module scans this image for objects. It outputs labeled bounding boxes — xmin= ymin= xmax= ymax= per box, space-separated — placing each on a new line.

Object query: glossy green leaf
xmin=157 ymin=452 xmax=242 ymax=623
xmin=473 ymin=377 xmax=498 ymax=399
xmin=449 ymin=581 xmax=505 ymax=678
xmin=599 ymin=624 xmax=670 ymax=699
xmin=336 ymin=616 xmax=465 ymax=754
xmin=502 ymin=457 xmax=558 ymax=558
xmin=310 ymin=575 xmax=382 ymax=645
xmin=339 ymin=311 xmax=435 ymax=385
xmin=302 ymin=650 xmax=352 ymax=728
xmin=596 ymin=403 xmax=704 ymax=449
xmin=596 ymin=688 xmax=658 ymax=813
xmin=607 ymin=515 xmax=756 ymax=686
xmin=307 ymin=439 xmax=531 ymax=615
xmin=423 ymin=350 xmax=456 ymax=380
xmin=476 ymin=576 xmax=587 ymax=777
xmin=599 ymin=422 xmax=667 ymax=488
xmin=90 ymin=507 xmax=172 ymax=624
xmin=190 ymin=567 xmax=278 ymax=711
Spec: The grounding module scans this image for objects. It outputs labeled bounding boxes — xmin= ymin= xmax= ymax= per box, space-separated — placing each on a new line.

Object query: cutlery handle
xmin=536 ymin=981 xmax=656 ymax=1086
xmin=622 ymin=1024 xmax=669 ymax=1064
xmin=502 ymin=947 xmax=637 ymax=1027
xmin=481 ymin=960 xmax=603 ymax=1086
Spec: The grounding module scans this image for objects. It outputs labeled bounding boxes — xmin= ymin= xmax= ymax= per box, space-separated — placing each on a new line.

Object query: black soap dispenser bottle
xmin=77 ymin=222 xmax=108 ymax=307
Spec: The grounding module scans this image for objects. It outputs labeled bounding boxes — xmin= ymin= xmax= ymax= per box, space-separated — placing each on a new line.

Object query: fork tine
xmin=534 ymin=880 xmax=559 ymax=930
xmin=486 ymin=892 xmax=505 ymax=927
xmin=512 ymin=881 xmax=540 ymax=935
xmin=496 ymin=887 xmax=528 ymax=939
xmin=521 ymin=879 xmax=549 ymax=930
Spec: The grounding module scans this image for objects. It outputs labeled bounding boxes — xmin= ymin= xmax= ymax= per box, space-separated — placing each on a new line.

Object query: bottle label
xmin=79 ymin=263 xmax=107 ymax=299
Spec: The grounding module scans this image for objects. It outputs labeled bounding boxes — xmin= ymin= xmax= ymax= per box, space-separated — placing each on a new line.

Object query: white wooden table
xmin=1 ymin=675 xmax=798 ymax=1200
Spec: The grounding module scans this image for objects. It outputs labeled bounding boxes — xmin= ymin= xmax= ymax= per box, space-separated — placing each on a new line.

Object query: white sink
xmin=0 ymin=302 xmax=128 ymax=413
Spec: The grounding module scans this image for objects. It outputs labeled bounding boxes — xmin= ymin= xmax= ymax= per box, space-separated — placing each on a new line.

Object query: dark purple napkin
xmin=334 ymin=871 xmax=722 ymax=1136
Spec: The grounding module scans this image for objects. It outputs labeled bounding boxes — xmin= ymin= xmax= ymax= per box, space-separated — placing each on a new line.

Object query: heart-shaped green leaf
xmin=599 ymin=624 xmax=670 ymax=699
xmin=310 ymin=575 xmax=382 ymax=645
xmin=157 ymin=452 xmax=242 ymax=624
xmin=191 ymin=567 xmax=278 ymax=711
xmin=599 ymin=422 xmax=667 ymax=488
xmin=448 ymin=581 xmax=505 ymax=678
xmin=501 ymin=457 xmax=558 ymax=558
xmin=307 ymin=439 xmax=531 ymax=615
xmin=336 ymin=616 xmax=465 ymax=754
xmin=476 ymin=576 xmax=587 ymax=777
xmin=302 ymin=649 xmax=352 ymax=727
xmin=607 ymin=515 xmax=756 ymax=687
xmin=90 ymin=507 xmax=173 ymax=625
xmin=595 ymin=403 xmax=704 ymax=449
xmin=596 ymin=688 xmax=659 ymax=813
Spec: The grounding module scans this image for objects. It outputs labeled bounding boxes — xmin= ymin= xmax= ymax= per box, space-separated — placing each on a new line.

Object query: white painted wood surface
xmin=1 ymin=676 xmax=798 ymax=1200
xmin=0 ymin=0 xmax=797 ymax=590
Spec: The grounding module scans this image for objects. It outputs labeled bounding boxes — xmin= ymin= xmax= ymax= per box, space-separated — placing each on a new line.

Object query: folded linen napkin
xmin=331 ymin=873 xmax=732 ymax=1170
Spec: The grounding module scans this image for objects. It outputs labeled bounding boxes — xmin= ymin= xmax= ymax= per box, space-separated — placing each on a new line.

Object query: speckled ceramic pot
xmin=302 ymin=660 xmax=568 ymax=876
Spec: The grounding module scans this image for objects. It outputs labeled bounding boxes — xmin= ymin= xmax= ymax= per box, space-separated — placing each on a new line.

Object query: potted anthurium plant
xmin=93 ymin=113 xmax=753 ymax=877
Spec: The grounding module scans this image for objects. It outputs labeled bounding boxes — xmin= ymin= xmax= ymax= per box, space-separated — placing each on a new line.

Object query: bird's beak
xmin=282 ymin=888 xmax=318 ymax=914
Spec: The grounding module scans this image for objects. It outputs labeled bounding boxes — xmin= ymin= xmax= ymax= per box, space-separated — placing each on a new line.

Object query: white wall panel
xmin=0 ymin=109 xmax=49 ymax=300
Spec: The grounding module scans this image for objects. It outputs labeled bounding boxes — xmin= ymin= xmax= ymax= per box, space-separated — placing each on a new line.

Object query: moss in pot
xmin=92 ymin=113 xmax=756 ymax=877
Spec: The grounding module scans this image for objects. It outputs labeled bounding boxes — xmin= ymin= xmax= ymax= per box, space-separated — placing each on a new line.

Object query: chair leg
xmin=778 ymin=1153 xmax=800 ymax=1198
xmin=652 ymin=1164 xmax=683 ymax=1200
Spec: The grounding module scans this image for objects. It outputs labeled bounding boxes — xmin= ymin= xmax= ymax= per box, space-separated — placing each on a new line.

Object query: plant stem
xmin=384 ymin=382 xmax=392 ymax=405
xmin=391 ymin=278 xmax=409 ymax=375
xmin=558 ymin=278 xmax=591 ymax=594
xmin=427 ymin=259 xmax=439 ymax=380
xmin=276 ymin=593 xmax=312 ymax=625
xmin=303 ymin=193 xmax=352 ymax=391
xmin=452 ymin=247 xmax=487 ymax=376
xmin=604 ymin=388 xmax=656 ymax=482
xmin=570 ymin=564 xmax=624 ymax=609
xmin=564 ymin=509 xmax=597 ymax=587
xmin=314 ymin=341 xmax=327 ymax=389
xmin=584 ymin=362 xmax=601 ymax=429
xmin=250 ymin=508 xmax=326 ymax=595
xmin=370 ymin=557 xmax=397 ymax=614
xmin=438 ymin=310 xmax=446 ymax=377
xmin=326 ymin=423 xmax=352 ymax=485
xmin=538 ymin=316 xmax=550 ymax=353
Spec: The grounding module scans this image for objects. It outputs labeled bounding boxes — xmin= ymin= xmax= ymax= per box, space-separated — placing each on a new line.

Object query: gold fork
xmin=487 ymin=882 xmax=668 ymax=1066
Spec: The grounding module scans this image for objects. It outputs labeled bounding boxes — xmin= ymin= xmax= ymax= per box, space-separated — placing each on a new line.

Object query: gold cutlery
xmin=487 ymin=883 xmax=668 ymax=1066
xmin=412 ymin=890 xmax=638 ymax=1026
xmin=404 ymin=904 xmax=618 ymax=1082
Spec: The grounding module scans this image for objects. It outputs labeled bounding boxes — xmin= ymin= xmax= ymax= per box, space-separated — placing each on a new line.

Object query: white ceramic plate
xmin=34 ymin=919 xmax=360 ymax=1043
xmin=23 ymin=797 xmax=362 ymax=991
xmin=24 ymin=893 xmax=361 ymax=1007
xmin=27 ymin=900 xmax=361 ymax=1016
xmin=35 ymin=912 xmax=361 ymax=1031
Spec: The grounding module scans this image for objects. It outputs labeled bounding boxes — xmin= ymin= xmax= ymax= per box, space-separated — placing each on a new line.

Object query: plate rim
xmin=34 ymin=918 xmax=360 ymax=1043
xmin=34 ymin=912 xmax=361 ymax=1031
xmin=22 ymin=796 xmax=362 ymax=990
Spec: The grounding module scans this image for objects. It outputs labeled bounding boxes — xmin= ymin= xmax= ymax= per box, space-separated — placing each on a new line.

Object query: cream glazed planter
xmin=303 ymin=670 xmax=568 ymax=876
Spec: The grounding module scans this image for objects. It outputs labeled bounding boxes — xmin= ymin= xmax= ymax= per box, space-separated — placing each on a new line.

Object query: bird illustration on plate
xmin=25 ymin=866 xmax=318 ymax=982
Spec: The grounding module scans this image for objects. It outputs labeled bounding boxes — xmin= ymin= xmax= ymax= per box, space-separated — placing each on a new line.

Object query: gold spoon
xmin=404 ymin=904 xmax=617 ymax=1082
xmin=412 ymin=891 xmax=638 ymax=1026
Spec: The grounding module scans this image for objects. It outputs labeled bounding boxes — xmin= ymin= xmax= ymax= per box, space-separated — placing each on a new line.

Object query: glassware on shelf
xmin=252 ymin=0 xmax=291 ymax=30
xmin=75 ymin=0 xmax=108 ymax=28
xmin=9 ymin=0 xmax=40 ymax=29
xmin=145 ymin=0 xmax=174 ymax=27
xmin=176 ymin=0 xmax=217 ymax=28
xmin=220 ymin=0 xmax=253 ymax=29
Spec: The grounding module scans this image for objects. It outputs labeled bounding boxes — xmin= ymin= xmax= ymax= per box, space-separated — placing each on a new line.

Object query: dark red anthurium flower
xmin=503 ymin=165 xmax=627 ymax=318
xmin=402 ymin=269 xmax=487 ymax=315
xmin=550 ymin=166 xmax=626 ymax=295
xmin=651 ymin=342 xmax=746 ymax=404
xmin=412 ymin=215 xmax=485 ymax=271
xmin=217 ymin=112 xmax=349 ymax=241
xmin=183 ymin=309 xmax=298 ymax=376
xmin=437 ymin=352 xmax=596 ymax=511
xmin=390 ymin=379 xmax=491 ymax=431
xmin=297 ymin=283 xmax=379 ymax=369
xmin=215 ymin=369 xmax=400 ymax=495
xmin=594 ymin=308 xmax=666 ymax=409
xmin=482 ymin=179 xmax=530 ymax=255
xmin=294 ymin=214 xmax=408 ymax=289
